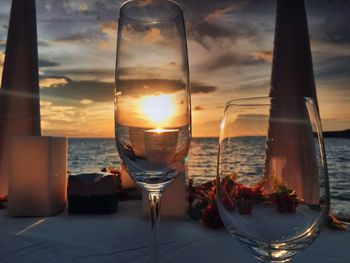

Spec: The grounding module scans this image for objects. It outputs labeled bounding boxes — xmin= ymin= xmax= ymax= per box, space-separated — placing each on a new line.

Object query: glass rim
xmin=225 ymin=96 xmax=315 ymax=107
xmin=119 ymin=0 xmax=183 ymax=24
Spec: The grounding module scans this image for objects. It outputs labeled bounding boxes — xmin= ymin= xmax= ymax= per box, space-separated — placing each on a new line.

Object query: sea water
xmin=68 ymin=137 xmax=350 ymax=217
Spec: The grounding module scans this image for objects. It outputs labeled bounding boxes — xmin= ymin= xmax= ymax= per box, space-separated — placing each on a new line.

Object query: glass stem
xmin=148 ymin=191 xmax=162 ymax=263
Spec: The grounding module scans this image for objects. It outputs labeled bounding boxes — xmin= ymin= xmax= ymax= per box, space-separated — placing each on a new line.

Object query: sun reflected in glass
xmin=140 ymin=94 xmax=175 ymax=126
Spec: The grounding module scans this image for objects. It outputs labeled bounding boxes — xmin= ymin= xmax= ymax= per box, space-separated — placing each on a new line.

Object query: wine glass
xmin=216 ymin=97 xmax=330 ymax=262
xmin=114 ymin=1 xmax=191 ymax=262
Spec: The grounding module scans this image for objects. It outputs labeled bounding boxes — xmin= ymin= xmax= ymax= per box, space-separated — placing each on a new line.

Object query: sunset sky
xmin=0 ymin=0 xmax=349 ymax=137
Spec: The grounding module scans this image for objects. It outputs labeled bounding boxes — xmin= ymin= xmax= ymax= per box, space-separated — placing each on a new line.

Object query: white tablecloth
xmin=0 ymin=201 xmax=349 ymax=263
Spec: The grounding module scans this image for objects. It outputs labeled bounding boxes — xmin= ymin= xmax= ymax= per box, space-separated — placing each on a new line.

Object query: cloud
xmin=54 ymin=32 xmax=101 ymax=43
xmin=311 ymin=1 xmax=350 ymax=45
xmin=0 ymin=51 xmax=4 ymax=66
xmin=43 ymin=68 xmax=114 ymax=81
xmin=40 ymin=80 xmax=114 ymax=104
xmin=191 ymin=82 xmax=218 ymax=94
xmin=188 ymin=21 xmax=231 ymax=40
xmin=80 ymin=99 xmax=94 ymax=105
xmin=314 ymin=55 xmax=350 ymax=81
xmin=0 ymin=39 xmax=6 ymax=48
xmin=225 ymin=113 xmax=269 ymax=136
xmin=39 ymin=77 xmax=69 ymax=88
xmin=41 ymin=76 xmax=219 ymax=103
xmin=194 ymin=105 xmax=204 ymax=111
xmin=0 ymin=51 xmax=4 ymax=84
xmin=194 ymin=119 xmax=221 ymax=137
xmin=118 ymin=66 xmax=181 ymax=80
xmin=142 ymin=28 xmax=164 ymax=44
xmin=101 ymin=21 xmax=117 ymax=38
xmin=38 ymin=59 xmax=60 ymax=68
xmin=187 ymin=20 xmax=258 ymax=49
xmin=79 ymin=3 xmax=89 ymax=12
xmin=204 ymin=5 xmax=235 ymax=22
xmin=41 ymin=103 xmax=81 ymax=123
xmin=203 ymin=52 xmax=262 ymax=71
xmin=117 ymin=79 xmax=184 ymax=97
xmin=204 ymin=5 xmax=236 ymax=22
xmin=40 ymin=101 xmax=87 ymax=136
xmin=252 ymin=50 xmax=272 ymax=63
xmin=40 ymin=100 xmax=53 ymax=107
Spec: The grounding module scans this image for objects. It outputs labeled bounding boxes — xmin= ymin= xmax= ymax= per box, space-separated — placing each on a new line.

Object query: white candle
xmin=8 ymin=136 xmax=67 ymax=217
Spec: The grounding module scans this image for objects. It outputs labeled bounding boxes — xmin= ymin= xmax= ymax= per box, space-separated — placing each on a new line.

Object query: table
xmin=0 ymin=201 xmax=349 ymax=263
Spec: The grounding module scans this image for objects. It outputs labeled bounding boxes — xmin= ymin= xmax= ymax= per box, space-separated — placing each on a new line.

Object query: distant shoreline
xmin=323 ymin=129 xmax=350 ymax=139
xmin=67 ymin=131 xmax=350 ymax=140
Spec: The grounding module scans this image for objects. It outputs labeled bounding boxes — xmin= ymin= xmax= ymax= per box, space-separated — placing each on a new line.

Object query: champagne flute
xmin=115 ymin=1 xmax=191 ymax=262
xmin=216 ymin=97 xmax=330 ymax=262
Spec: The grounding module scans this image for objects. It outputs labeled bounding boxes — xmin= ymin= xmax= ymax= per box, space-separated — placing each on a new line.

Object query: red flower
xmin=0 ymin=195 xmax=7 ymax=209
xmin=273 ymin=191 xmax=301 ymax=213
xmin=222 ymin=195 xmax=235 ymax=211
xmin=201 ymin=204 xmax=224 ymax=229
xmin=237 ymin=199 xmax=254 ymax=215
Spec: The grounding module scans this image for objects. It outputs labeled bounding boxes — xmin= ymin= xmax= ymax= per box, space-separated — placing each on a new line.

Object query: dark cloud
xmin=322 ymin=13 xmax=350 ymax=44
xmin=191 ymin=82 xmax=218 ymax=94
xmin=187 ymin=20 xmax=258 ymax=47
xmin=0 ymin=40 xmax=5 ymax=48
xmin=38 ymin=59 xmax=59 ymax=68
xmin=180 ymin=0 xmax=269 ymax=48
xmin=39 ymin=77 xmax=218 ymax=105
xmin=40 ymin=79 xmax=114 ymax=103
xmin=54 ymin=31 xmax=104 ymax=43
xmin=188 ymin=22 xmax=231 ymax=39
xmin=44 ymin=68 xmax=114 ymax=80
xmin=203 ymin=53 xmax=264 ymax=71
xmin=314 ymin=55 xmax=350 ymax=81
xmin=307 ymin=0 xmax=350 ymax=44
xmin=117 ymin=79 xmax=185 ymax=97
xmin=194 ymin=105 xmax=204 ymax=111
xmin=38 ymin=40 xmax=51 ymax=47
xmin=223 ymin=80 xmax=270 ymax=95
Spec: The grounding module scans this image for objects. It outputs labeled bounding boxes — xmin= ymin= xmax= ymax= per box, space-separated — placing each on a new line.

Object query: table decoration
xmin=188 ymin=177 xmax=347 ymax=231
xmin=68 ymin=172 xmax=120 ymax=214
xmin=101 ymin=166 xmax=142 ymax=200
xmin=0 ymin=195 xmax=7 ymax=209
xmin=8 ymin=136 xmax=67 ymax=217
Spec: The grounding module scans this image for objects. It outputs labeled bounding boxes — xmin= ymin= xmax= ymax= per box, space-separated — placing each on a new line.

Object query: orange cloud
xmin=0 ymin=52 xmax=5 ymax=84
xmin=101 ymin=21 xmax=117 ymax=38
xmin=142 ymin=28 xmax=164 ymax=44
xmin=40 ymin=100 xmax=53 ymax=107
xmin=79 ymin=3 xmax=89 ymax=12
xmin=252 ymin=50 xmax=273 ymax=63
xmin=0 ymin=52 xmax=4 ymax=65
xmin=80 ymin=99 xmax=94 ymax=105
xmin=40 ymin=77 xmax=68 ymax=88
xmin=204 ymin=1 xmax=249 ymax=22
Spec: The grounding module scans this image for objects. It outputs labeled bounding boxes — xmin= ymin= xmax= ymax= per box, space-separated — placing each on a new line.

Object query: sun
xmin=140 ymin=94 xmax=175 ymax=126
